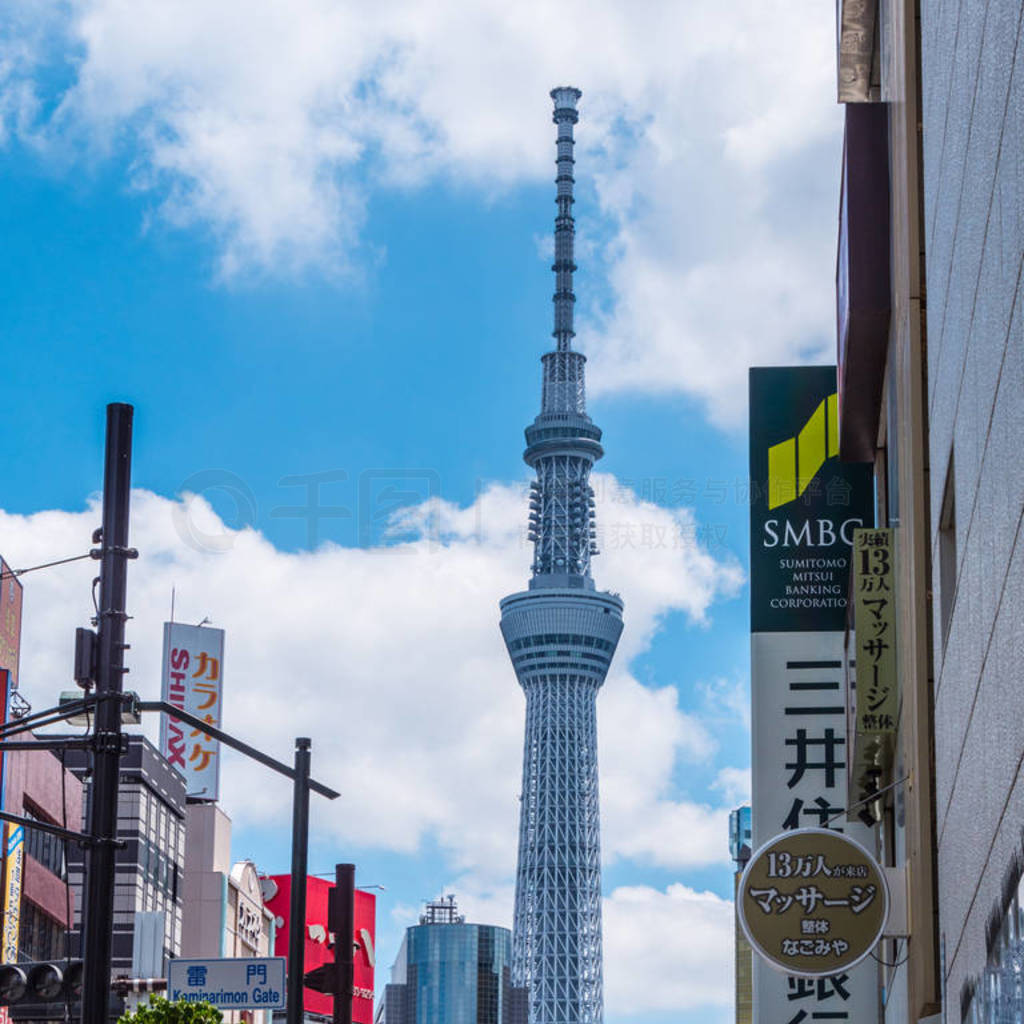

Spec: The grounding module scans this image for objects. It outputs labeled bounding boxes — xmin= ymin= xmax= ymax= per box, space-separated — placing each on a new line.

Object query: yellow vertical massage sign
xmin=852 ymin=528 xmax=897 ymax=733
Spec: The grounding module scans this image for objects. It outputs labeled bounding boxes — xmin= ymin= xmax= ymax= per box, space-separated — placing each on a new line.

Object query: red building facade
xmin=3 ymin=741 xmax=84 ymax=959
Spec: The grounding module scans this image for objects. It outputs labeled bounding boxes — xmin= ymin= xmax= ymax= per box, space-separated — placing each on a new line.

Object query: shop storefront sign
xmin=739 ymin=827 xmax=889 ymax=977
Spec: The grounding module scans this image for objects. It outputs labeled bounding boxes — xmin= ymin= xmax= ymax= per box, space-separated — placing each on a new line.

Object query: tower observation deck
xmin=499 ymin=87 xmax=624 ymax=1024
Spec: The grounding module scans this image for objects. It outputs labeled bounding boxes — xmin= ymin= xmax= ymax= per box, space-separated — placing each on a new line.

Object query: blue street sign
xmin=167 ymin=957 xmax=286 ymax=1011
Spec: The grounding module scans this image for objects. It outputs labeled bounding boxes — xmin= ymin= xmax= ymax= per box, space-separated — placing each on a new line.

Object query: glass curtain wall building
xmin=729 ymin=807 xmax=752 ymax=1024
xmin=379 ymin=897 xmax=527 ymax=1024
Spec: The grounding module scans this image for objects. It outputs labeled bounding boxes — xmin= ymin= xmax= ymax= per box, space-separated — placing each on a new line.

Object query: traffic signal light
xmin=0 ymin=961 xmax=83 ymax=1005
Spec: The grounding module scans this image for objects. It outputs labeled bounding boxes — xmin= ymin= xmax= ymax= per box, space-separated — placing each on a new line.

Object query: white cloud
xmin=1 ymin=475 xmax=740 ymax=882
xmin=712 ymin=767 xmax=752 ymax=808
xmin=440 ymin=879 xmax=516 ymax=933
xmin=698 ymin=675 xmax=752 ymax=731
xmin=388 ymin=902 xmax=419 ymax=929
xmin=3 ymin=0 xmax=842 ymax=421
xmin=603 ymin=883 xmax=734 ymax=1017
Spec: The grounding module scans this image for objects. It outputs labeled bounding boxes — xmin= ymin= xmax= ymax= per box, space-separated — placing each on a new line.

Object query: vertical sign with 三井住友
xmin=852 ymin=529 xmax=897 ymax=734
xmin=160 ymin=623 xmax=225 ymax=801
xmin=749 ymin=367 xmax=878 ymax=1023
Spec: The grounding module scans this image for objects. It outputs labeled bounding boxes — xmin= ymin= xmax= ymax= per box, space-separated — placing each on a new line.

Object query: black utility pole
xmin=287 ymin=738 xmax=312 ymax=1024
xmin=332 ymin=864 xmax=355 ymax=1024
xmin=82 ymin=403 xmax=134 ymax=1024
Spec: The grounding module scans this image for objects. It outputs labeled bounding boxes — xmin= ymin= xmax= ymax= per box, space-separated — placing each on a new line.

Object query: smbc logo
xmin=762 ymin=391 xmax=863 ymax=548
xmin=767 ymin=392 xmax=838 ymax=510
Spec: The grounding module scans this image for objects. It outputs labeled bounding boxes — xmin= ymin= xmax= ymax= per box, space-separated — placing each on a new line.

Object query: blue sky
xmin=0 ymin=3 xmax=845 ymax=1020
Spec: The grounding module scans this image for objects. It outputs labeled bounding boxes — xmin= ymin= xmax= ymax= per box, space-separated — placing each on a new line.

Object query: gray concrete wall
xmin=921 ymin=0 xmax=1024 ymax=1012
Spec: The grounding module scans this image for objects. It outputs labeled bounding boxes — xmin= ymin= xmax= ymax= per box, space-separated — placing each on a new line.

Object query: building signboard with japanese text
xmin=167 ymin=957 xmax=285 ymax=1010
xmin=852 ymin=529 xmax=897 ymax=734
xmin=1 ymin=825 xmax=23 ymax=963
xmin=749 ymin=370 xmax=873 ymax=634
xmin=738 ymin=829 xmax=888 ymax=977
xmin=0 ymin=562 xmax=21 ymax=1024
xmin=260 ymin=873 xmax=376 ymax=1024
xmin=749 ymin=367 xmax=878 ymax=1023
xmin=160 ymin=623 xmax=224 ymax=801
xmin=0 ymin=560 xmax=23 ymax=691
xmin=0 ymin=671 xmax=10 ymax=828
xmin=0 ymin=671 xmax=14 ymax=993
xmin=0 ymin=556 xmax=23 ymax=818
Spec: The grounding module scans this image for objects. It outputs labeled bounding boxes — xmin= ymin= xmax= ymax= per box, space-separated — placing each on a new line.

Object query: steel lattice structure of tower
xmin=499 ymin=87 xmax=624 ymax=1024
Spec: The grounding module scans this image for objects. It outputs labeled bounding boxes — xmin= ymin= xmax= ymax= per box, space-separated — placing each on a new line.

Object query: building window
xmin=23 ymin=806 xmax=67 ymax=880
xmin=939 ymin=455 xmax=957 ymax=647
xmin=961 ymin=860 xmax=1024 ymax=1021
xmin=19 ymin=900 xmax=65 ymax=961
xmin=135 ymin=835 xmax=178 ymax=899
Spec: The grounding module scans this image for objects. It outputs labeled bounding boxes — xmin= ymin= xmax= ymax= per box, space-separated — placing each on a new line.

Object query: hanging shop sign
xmin=160 ymin=622 xmax=225 ymax=800
xmin=738 ymin=827 xmax=889 ymax=977
xmin=1 ymin=825 xmax=24 ymax=964
xmin=852 ymin=528 xmax=897 ymax=734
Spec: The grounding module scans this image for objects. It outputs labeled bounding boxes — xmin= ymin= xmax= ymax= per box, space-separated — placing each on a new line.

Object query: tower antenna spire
xmin=550 ymin=86 xmax=581 ymax=353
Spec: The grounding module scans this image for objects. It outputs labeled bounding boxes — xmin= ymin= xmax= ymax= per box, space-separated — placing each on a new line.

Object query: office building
xmin=181 ymin=802 xmax=274 ymax=957
xmin=2 ymin=742 xmax=83 ymax=963
xmin=499 ymin=87 xmax=623 ymax=1024
xmin=832 ymin=0 xmax=1023 ymax=1020
xmin=179 ymin=803 xmax=275 ymax=1024
xmin=62 ymin=734 xmax=186 ymax=980
xmin=379 ymin=896 xmax=527 ymax=1024
xmin=728 ymin=807 xmax=752 ymax=1024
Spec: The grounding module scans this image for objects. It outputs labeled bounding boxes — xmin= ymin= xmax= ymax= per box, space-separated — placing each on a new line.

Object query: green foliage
xmin=118 ymin=995 xmax=223 ymax=1024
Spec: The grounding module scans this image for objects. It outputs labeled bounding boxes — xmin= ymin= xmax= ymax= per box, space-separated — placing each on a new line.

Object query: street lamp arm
xmin=0 ymin=696 xmax=95 ymax=740
xmin=135 ymin=699 xmax=340 ymax=800
xmin=0 ymin=807 xmax=122 ymax=848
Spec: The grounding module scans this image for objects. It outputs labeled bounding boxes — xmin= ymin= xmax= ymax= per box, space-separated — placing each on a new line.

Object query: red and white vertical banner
xmin=160 ymin=623 xmax=225 ymax=801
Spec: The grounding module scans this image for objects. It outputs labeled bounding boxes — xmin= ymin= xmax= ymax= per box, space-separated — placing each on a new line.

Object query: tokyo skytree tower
xmin=499 ymin=87 xmax=624 ymax=1024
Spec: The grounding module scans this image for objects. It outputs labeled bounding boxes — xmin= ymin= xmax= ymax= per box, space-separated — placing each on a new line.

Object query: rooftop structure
xmin=420 ymin=894 xmax=465 ymax=925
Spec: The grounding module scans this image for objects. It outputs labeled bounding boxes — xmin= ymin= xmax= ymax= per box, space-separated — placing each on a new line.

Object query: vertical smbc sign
xmin=748 ymin=367 xmax=877 ymax=1023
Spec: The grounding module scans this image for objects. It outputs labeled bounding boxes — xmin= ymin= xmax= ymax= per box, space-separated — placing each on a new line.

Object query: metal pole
xmin=287 ymin=738 xmax=312 ymax=1024
xmin=333 ymin=864 xmax=355 ymax=1024
xmin=82 ymin=403 xmax=134 ymax=1024
xmin=135 ymin=701 xmax=339 ymax=799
